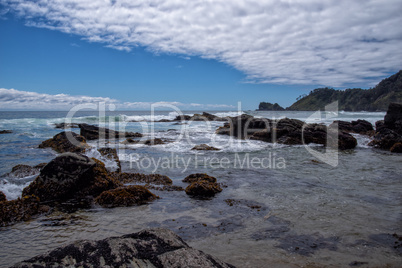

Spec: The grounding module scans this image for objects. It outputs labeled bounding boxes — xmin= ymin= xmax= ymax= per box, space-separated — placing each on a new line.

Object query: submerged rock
xmin=22 ymin=153 xmax=121 ymax=204
xmin=0 ymin=130 xmax=12 ymax=134
xmin=121 ymin=138 xmax=167 ymax=145
xmin=95 ymin=185 xmax=158 ymax=208
xmin=79 ymin=123 xmax=142 ymax=140
xmin=10 ymin=228 xmax=235 ymax=268
xmin=38 ymin=131 xmax=90 ymax=153
xmin=191 ymin=144 xmax=221 ymax=151
xmin=390 ymin=142 xmax=402 ymax=153
xmin=97 ymin=147 xmax=121 ymax=172
xmin=0 ymin=195 xmax=49 ymax=227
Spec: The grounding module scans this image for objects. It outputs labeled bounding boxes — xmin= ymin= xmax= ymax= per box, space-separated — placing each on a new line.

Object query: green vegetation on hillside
xmin=259 ymin=70 xmax=402 ymax=111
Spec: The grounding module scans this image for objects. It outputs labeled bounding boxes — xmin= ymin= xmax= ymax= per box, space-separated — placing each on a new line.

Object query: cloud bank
xmin=2 ymin=0 xmax=402 ymax=86
xmin=0 ymin=88 xmax=234 ymax=110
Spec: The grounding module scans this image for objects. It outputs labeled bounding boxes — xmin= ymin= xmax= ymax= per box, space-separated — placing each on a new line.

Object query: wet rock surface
xmin=38 ymin=131 xmax=90 ymax=153
xmin=218 ymin=115 xmax=357 ymax=150
xmin=22 ymin=153 xmax=121 ymax=203
xmin=185 ymin=180 xmax=222 ymax=197
xmin=0 ymin=191 xmax=6 ymax=202
xmin=330 ymin=120 xmax=374 ymax=135
xmin=370 ymin=103 xmax=402 ymax=151
xmin=95 ymin=185 xmax=158 ymax=208
xmin=79 ymin=123 xmax=142 ymax=140
xmin=0 ymin=195 xmax=49 ymax=227
xmin=10 ymin=228 xmax=235 ymax=268
xmin=2 ymin=164 xmax=40 ymax=179
xmin=183 ymin=173 xmax=217 ymax=183
xmin=191 ymin=144 xmax=221 ymax=151
xmin=0 ymin=130 xmax=12 ymax=134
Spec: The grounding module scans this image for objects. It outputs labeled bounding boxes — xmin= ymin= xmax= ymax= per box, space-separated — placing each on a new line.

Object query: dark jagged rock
xmin=22 ymin=153 xmax=121 ymax=204
xmin=0 ymin=130 xmax=12 ymax=134
xmin=183 ymin=173 xmax=217 ymax=183
xmin=384 ymin=103 xmax=402 ymax=135
xmin=38 ymin=131 xmax=90 ymax=153
xmin=53 ymin=123 xmax=79 ymax=129
xmin=97 ymin=148 xmax=121 ymax=172
xmin=10 ymin=228 xmax=235 ymax=268
xmin=0 ymin=195 xmax=50 ymax=227
xmin=330 ymin=120 xmax=374 ymax=135
xmin=3 ymin=164 xmax=39 ymax=178
xmin=78 ymin=123 xmax=142 ymax=140
xmin=116 ymin=172 xmax=172 ymax=185
xmin=0 ymin=191 xmax=6 ymax=202
xmin=370 ymin=103 xmax=402 ymax=151
xmin=390 ymin=142 xmax=402 ymax=153
xmin=191 ymin=144 xmax=220 ymax=151
xmin=33 ymin=163 xmax=47 ymax=171
xmin=327 ymin=131 xmax=358 ymax=150
xmin=121 ymin=138 xmax=167 ymax=145
xmin=174 ymin=114 xmax=192 ymax=121
xmin=185 ymin=180 xmax=222 ymax=197
xmin=95 ymin=185 xmax=158 ymax=208
xmin=121 ymin=138 xmax=136 ymax=144
xmin=219 ymin=115 xmax=357 ymax=149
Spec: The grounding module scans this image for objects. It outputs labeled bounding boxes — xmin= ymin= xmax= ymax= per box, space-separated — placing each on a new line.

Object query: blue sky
xmin=0 ymin=1 xmax=401 ymax=110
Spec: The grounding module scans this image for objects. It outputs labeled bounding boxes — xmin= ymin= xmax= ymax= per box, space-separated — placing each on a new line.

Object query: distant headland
xmin=258 ymin=70 xmax=402 ymax=111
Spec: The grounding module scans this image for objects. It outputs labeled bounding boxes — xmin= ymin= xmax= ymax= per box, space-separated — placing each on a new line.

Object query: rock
xmin=157 ymin=119 xmax=172 ymax=122
xmin=121 ymin=138 xmax=136 ymax=144
xmin=384 ymin=103 xmax=402 ymax=135
xmin=117 ymin=172 xmax=172 ymax=185
xmin=95 ymin=185 xmax=158 ymax=208
xmin=191 ymin=144 xmax=220 ymax=151
xmin=10 ymin=228 xmax=235 ymax=268
xmin=143 ymin=138 xmax=166 ymax=145
xmin=3 ymin=164 xmax=39 ymax=178
xmin=190 ymin=112 xmax=226 ymax=122
xmin=0 ymin=130 xmax=12 ymax=134
xmin=390 ymin=142 xmax=402 ymax=153
xmin=183 ymin=173 xmax=217 ymax=183
xmin=0 ymin=195 xmax=49 ymax=227
xmin=38 ymin=131 xmax=90 ymax=153
xmin=33 ymin=163 xmax=47 ymax=170
xmin=53 ymin=123 xmax=79 ymax=129
xmin=22 ymin=153 xmax=121 ymax=204
xmin=79 ymin=123 xmax=142 ymax=140
xmin=330 ymin=120 xmax=374 ymax=136
xmin=327 ymin=129 xmax=358 ymax=150
xmin=97 ymin=148 xmax=121 ymax=172
xmin=145 ymin=184 xmax=184 ymax=192
xmin=369 ymin=103 xmax=402 ymax=151
xmin=174 ymin=114 xmax=192 ymax=121
xmin=185 ymin=180 xmax=222 ymax=197
xmin=0 ymin=191 xmax=6 ymax=202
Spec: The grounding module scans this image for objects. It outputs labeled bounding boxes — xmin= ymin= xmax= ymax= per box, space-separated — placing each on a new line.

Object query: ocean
xmin=0 ymin=110 xmax=401 ymax=267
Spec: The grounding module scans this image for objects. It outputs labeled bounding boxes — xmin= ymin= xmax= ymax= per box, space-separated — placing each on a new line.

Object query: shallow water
xmin=0 ymin=110 xmax=401 ymax=267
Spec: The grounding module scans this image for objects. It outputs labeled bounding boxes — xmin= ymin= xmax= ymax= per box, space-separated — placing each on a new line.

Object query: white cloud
xmin=0 ymin=88 xmax=234 ymax=110
xmin=2 ymin=0 xmax=402 ymax=86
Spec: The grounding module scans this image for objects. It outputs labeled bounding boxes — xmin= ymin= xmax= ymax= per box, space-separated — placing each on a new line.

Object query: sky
xmin=0 ymin=0 xmax=401 ymax=111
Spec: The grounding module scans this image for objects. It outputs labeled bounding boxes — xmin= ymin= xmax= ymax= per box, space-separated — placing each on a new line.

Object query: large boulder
xmin=38 ymin=131 xmax=90 ymax=153
xmin=53 ymin=123 xmax=79 ymax=129
xmin=0 ymin=191 xmax=6 ymax=202
xmin=10 ymin=228 xmax=235 ymax=268
xmin=95 ymin=185 xmax=158 ymax=208
xmin=22 ymin=153 xmax=121 ymax=203
xmin=384 ymin=103 xmax=402 ymax=135
xmin=370 ymin=103 xmax=402 ymax=151
xmin=79 ymin=123 xmax=142 ymax=140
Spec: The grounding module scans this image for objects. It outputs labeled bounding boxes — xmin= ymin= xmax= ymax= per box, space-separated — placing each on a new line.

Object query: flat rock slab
xmin=10 ymin=228 xmax=235 ymax=268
